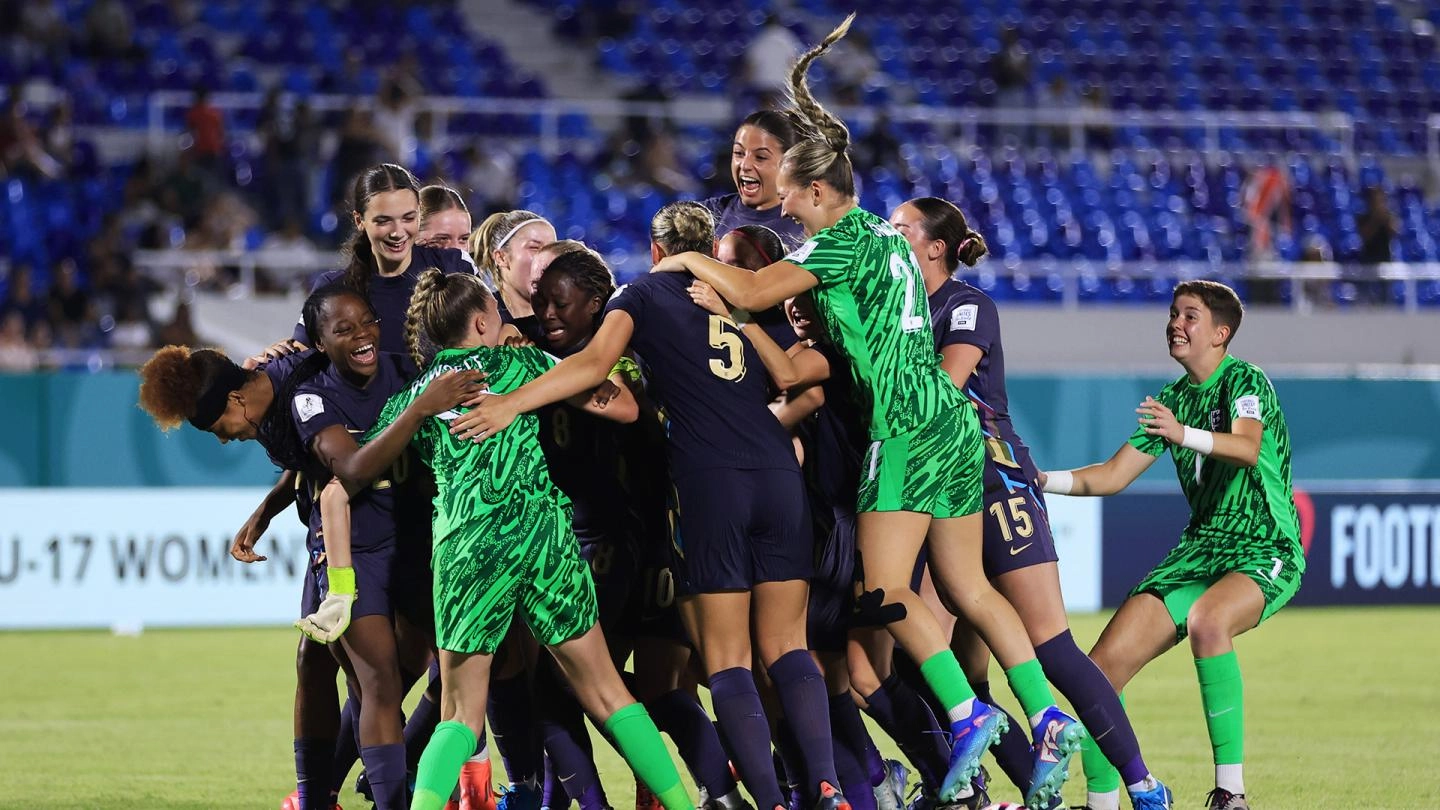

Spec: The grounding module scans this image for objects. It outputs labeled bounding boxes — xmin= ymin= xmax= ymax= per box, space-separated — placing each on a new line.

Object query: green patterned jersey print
xmin=786 ymin=207 xmax=961 ymax=439
xmin=1129 ymin=355 xmax=1298 ymax=543
xmin=365 ymin=345 xmax=569 ymax=547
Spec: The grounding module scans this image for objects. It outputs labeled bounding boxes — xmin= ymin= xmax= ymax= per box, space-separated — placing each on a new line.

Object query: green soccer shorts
xmin=431 ymin=496 xmax=598 ymax=655
xmin=856 ymin=406 xmax=984 ymax=519
xmin=1131 ymin=530 xmax=1305 ymax=641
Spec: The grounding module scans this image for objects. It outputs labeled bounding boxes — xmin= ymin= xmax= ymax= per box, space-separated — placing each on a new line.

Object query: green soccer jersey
xmin=786 ymin=207 xmax=960 ymax=439
xmin=366 ymin=345 xmax=570 ymax=547
xmin=1128 ymin=354 xmax=1298 ymax=543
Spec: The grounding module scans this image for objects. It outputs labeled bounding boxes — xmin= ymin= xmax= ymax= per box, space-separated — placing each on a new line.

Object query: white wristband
xmin=1042 ymin=470 xmax=1074 ymax=495
xmin=1181 ymin=426 xmax=1215 ymax=455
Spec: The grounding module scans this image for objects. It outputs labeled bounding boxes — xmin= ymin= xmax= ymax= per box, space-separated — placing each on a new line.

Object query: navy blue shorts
xmin=979 ymin=464 xmax=1059 ymax=578
xmin=624 ymin=507 xmax=688 ymax=642
xmin=579 ymin=526 xmax=640 ymax=634
xmin=669 ymin=467 xmax=812 ymax=595
xmin=351 ymin=543 xmax=400 ymax=620
xmin=807 ymin=507 xmax=857 ymax=652
xmin=300 ymin=548 xmax=327 ymax=617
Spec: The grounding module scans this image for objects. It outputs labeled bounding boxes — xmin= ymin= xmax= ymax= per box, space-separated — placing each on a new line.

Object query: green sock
xmin=1195 ymin=651 xmax=1244 ymax=765
xmin=1081 ymin=692 xmax=1123 ymax=793
xmin=1003 ymin=658 xmax=1057 ymax=723
xmin=918 ymin=650 xmax=978 ymax=716
xmin=604 ymin=702 xmax=692 ymax=810
xmin=412 ymin=720 xmax=477 ymax=810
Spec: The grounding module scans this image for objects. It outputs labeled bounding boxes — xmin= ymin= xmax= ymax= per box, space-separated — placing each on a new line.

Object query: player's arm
xmin=451 ymin=310 xmax=635 ymax=440
xmin=330 ymin=371 xmax=484 ymax=486
xmin=567 ymin=370 xmax=640 ymax=424
xmin=295 ymin=478 xmax=356 ymax=643
xmin=770 ymin=383 xmax=825 ymax=431
xmin=1041 ymin=443 xmax=1158 ymax=497
xmin=938 ymin=344 xmax=984 ymax=391
xmin=231 ymin=469 xmax=297 ymax=562
xmin=689 ymin=279 xmax=830 ymax=391
xmin=1136 ymin=395 xmax=1262 ymax=468
xmin=654 ymin=252 xmax=818 ymax=311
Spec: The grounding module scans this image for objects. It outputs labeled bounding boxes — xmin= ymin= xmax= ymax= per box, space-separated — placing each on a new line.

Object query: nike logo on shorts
xmin=1009 ymin=543 xmax=1033 ymax=556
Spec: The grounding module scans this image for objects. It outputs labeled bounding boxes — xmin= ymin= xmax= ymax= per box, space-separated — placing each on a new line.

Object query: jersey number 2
xmin=889 ymin=253 xmax=926 ymax=333
xmin=708 ymin=315 xmax=747 ymax=381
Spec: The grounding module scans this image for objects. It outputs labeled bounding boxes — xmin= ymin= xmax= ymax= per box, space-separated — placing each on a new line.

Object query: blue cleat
xmin=1127 ymin=780 xmax=1173 ymax=810
xmin=874 ymin=759 xmax=909 ymax=810
xmin=495 ymin=782 xmax=542 ymax=810
xmin=939 ymin=702 xmax=1008 ymax=802
xmin=1023 ymin=707 xmax=1086 ymax=810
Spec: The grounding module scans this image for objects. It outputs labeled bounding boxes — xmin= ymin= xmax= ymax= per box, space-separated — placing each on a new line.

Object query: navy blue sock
xmin=827 ymin=693 xmax=877 ymax=810
xmin=646 ymin=688 xmax=738 ymax=797
xmin=295 ymin=737 xmax=335 ymax=810
xmin=893 ymin=647 xmax=949 ymax=726
xmin=538 ymin=664 xmax=604 ymax=810
xmin=1035 ymin=629 xmax=1149 ymax=786
xmin=863 ymin=672 xmax=949 ymax=791
xmin=971 ymin=680 xmax=1034 ymax=793
xmin=710 ymin=667 xmax=785 ymax=809
xmin=360 ymin=743 xmax=408 ymax=810
xmin=488 ymin=673 xmax=543 ymax=785
xmin=330 ymin=696 xmax=361 ymax=794
xmin=404 ymin=687 xmax=442 ymax=772
xmin=767 ymin=650 xmax=840 ymax=795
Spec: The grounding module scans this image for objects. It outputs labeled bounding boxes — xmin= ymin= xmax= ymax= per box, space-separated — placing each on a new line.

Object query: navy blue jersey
xmin=797 ymin=341 xmax=868 ymax=515
xmin=702 ymin=193 xmax=807 ymax=253
xmin=292 ymin=245 xmax=475 ymax=372
xmin=256 ymin=349 xmax=326 ymax=476
xmin=497 ymin=297 xmax=546 ymax=345
xmin=291 ymin=352 xmax=425 ymax=551
xmin=534 ymin=341 xmax=631 ymax=537
xmin=605 ymin=273 xmax=797 ymax=476
xmin=927 ymin=279 xmax=1040 ymax=486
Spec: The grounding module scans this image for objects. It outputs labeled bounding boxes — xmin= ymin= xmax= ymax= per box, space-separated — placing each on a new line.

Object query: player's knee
xmin=1184 ymin=603 xmax=1232 ymax=653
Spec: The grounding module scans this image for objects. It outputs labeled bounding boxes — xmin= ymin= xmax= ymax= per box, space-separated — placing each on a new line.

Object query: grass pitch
xmin=1 ymin=606 xmax=1434 ymax=809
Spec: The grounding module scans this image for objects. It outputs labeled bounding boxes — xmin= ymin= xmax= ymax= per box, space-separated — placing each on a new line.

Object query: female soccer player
xmin=703 ymin=111 xmax=808 ymax=250
xmin=136 ymin=344 xmax=478 ymax=810
xmin=467 ymin=209 xmax=556 ymax=343
xmin=418 ymin=184 xmax=472 ymax=251
xmin=892 ymin=197 xmax=1172 ymax=810
xmin=325 ymin=269 xmax=689 ymax=810
xmin=1039 ymin=281 xmax=1301 ymax=810
xmin=646 ymin=16 xmax=1083 ymax=807
xmin=457 ymin=203 xmax=850 ymax=810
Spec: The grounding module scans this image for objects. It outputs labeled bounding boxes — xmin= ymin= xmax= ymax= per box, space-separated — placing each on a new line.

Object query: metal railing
xmin=145 ymin=91 xmax=1357 ymax=160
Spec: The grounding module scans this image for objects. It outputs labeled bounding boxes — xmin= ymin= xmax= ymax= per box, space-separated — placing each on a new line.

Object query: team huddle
xmin=136 ymin=15 xmax=1302 ymax=810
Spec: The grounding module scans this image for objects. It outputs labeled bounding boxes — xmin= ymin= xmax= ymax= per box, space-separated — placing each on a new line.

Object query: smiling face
xmin=1167 ymin=293 xmax=1227 ymax=363
xmin=419 ymin=208 xmax=472 ymax=251
xmin=532 ymin=273 xmax=601 ymax=352
xmin=495 ymin=220 xmax=558 ymax=302
xmin=889 ymin=202 xmax=933 ymax=262
xmin=356 ymin=189 xmax=419 ymax=270
xmin=785 ymin=292 xmax=823 ymax=342
xmin=732 ymin=124 xmax=787 ymax=209
xmin=777 ymin=162 xmax=822 ymax=235
xmin=314 ymin=292 xmax=381 ymax=378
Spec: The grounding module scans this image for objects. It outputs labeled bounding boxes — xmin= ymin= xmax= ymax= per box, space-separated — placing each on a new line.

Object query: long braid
xmin=406 ymin=269 xmax=447 ymax=371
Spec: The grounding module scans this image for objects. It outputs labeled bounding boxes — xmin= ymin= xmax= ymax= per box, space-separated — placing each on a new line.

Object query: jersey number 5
xmin=889 ymin=253 xmax=926 ymax=333
xmin=708 ymin=315 xmax=747 ymax=381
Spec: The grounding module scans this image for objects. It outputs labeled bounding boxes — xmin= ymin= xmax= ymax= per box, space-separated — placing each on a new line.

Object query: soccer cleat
xmin=496 ymin=782 xmax=543 ymax=810
xmin=1023 ymin=707 xmax=1086 ymax=810
xmin=635 ymin=779 xmax=663 ymax=810
xmin=457 ymin=759 xmax=497 ymax=810
xmin=874 ymin=759 xmax=909 ymax=810
xmin=702 ymin=788 xmax=755 ymax=810
xmin=1127 ymin=780 xmax=1172 ymax=810
xmin=939 ymin=701 xmax=1008 ymax=802
xmin=1203 ymin=788 xmax=1248 ymax=810
xmin=813 ymin=781 xmax=852 ymax=810
xmin=282 ymin=792 xmax=342 ymax=810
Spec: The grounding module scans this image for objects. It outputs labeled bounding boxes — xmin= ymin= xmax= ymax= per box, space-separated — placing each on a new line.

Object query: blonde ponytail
xmin=781 ymin=14 xmax=858 ymax=197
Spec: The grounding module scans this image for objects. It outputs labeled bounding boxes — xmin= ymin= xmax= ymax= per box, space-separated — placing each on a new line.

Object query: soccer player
xmin=417 ymin=185 xmax=472 ymax=252
xmin=703 ymin=111 xmax=808 ymax=250
xmin=892 ymin=197 xmax=1173 ymax=810
xmin=647 ymin=15 xmax=1084 ymax=807
xmin=467 ymin=209 xmax=557 ymax=344
xmin=1039 ymin=281 xmax=1302 ymax=810
xmin=456 ymin=204 xmax=851 ymax=810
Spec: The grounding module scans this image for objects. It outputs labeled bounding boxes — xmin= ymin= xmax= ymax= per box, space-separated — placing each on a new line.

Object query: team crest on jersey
xmin=786 ymin=240 xmax=818 ymax=263
xmin=950 ymin=304 xmax=978 ymax=332
xmin=294 ymin=394 xmax=324 ymax=422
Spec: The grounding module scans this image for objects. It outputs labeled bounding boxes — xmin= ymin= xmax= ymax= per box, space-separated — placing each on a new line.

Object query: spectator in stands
xmin=43 ymin=96 xmax=74 ymax=175
xmin=46 ymin=259 xmax=92 ymax=347
xmin=742 ymin=15 xmax=802 ymax=109
xmin=158 ymin=148 xmax=213 ymax=232
xmin=1242 ymin=161 xmax=1291 ymax=260
xmin=185 ymin=86 xmax=226 ymax=176
xmin=635 ymin=126 xmax=699 ymax=196
xmin=259 ymin=90 xmax=319 ymax=231
xmin=0 ymin=95 xmax=62 ymax=179
xmin=1080 ymin=82 xmax=1112 ymax=149
xmin=330 ymin=108 xmax=387 ymax=208
xmin=0 ymin=310 xmax=39 ymax=372
xmin=84 ymin=0 xmax=141 ymax=62
xmin=374 ymin=69 xmax=419 ymax=164
xmin=990 ymin=26 xmax=1032 ymax=108
xmin=105 ymin=294 xmax=154 ymax=351
xmin=259 ymin=221 xmax=320 ymax=293
xmin=154 ymin=298 xmax=200 ymax=348
xmin=459 ymin=143 xmax=517 ymax=213
xmin=856 ymin=113 xmax=901 ymax=176
xmin=828 ymin=27 xmax=880 ymax=105
xmin=0 ymin=265 xmax=47 ymax=330
xmin=1038 ymin=76 xmax=1078 ymax=148
xmin=1357 ymin=187 xmax=1398 ymax=264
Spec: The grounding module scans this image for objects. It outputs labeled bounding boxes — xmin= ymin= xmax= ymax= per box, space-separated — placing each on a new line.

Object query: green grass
xmin=1 ymin=606 xmax=1435 ymax=809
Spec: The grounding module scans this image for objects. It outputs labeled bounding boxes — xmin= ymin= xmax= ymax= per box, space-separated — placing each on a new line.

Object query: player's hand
xmin=244 ymin=339 xmax=305 ymax=370
xmin=590 ymin=379 xmax=621 ymax=409
xmin=415 ymin=370 xmax=487 ymax=416
xmin=688 ymin=281 xmax=731 ymax=317
xmin=1137 ymin=396 xmax=1183 ymax=444
xmin=651 ymin=253 xmax=689 ymax=274
xmin=294 ymin=566 xmax=355 ymax=643
xmin=500 ymin=323 xmax=533 ymax=348
xmin=230 ymin=512 xmax=269 ymax=563
xmin=450 ymin=392 xmax=518 ymax=442
xmin=1036 ymin=470 xmax=1048 ymax=489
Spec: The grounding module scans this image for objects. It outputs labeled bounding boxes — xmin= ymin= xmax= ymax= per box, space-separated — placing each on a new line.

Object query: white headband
xmin=494 ymin=218 xmax=547 ymax=252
